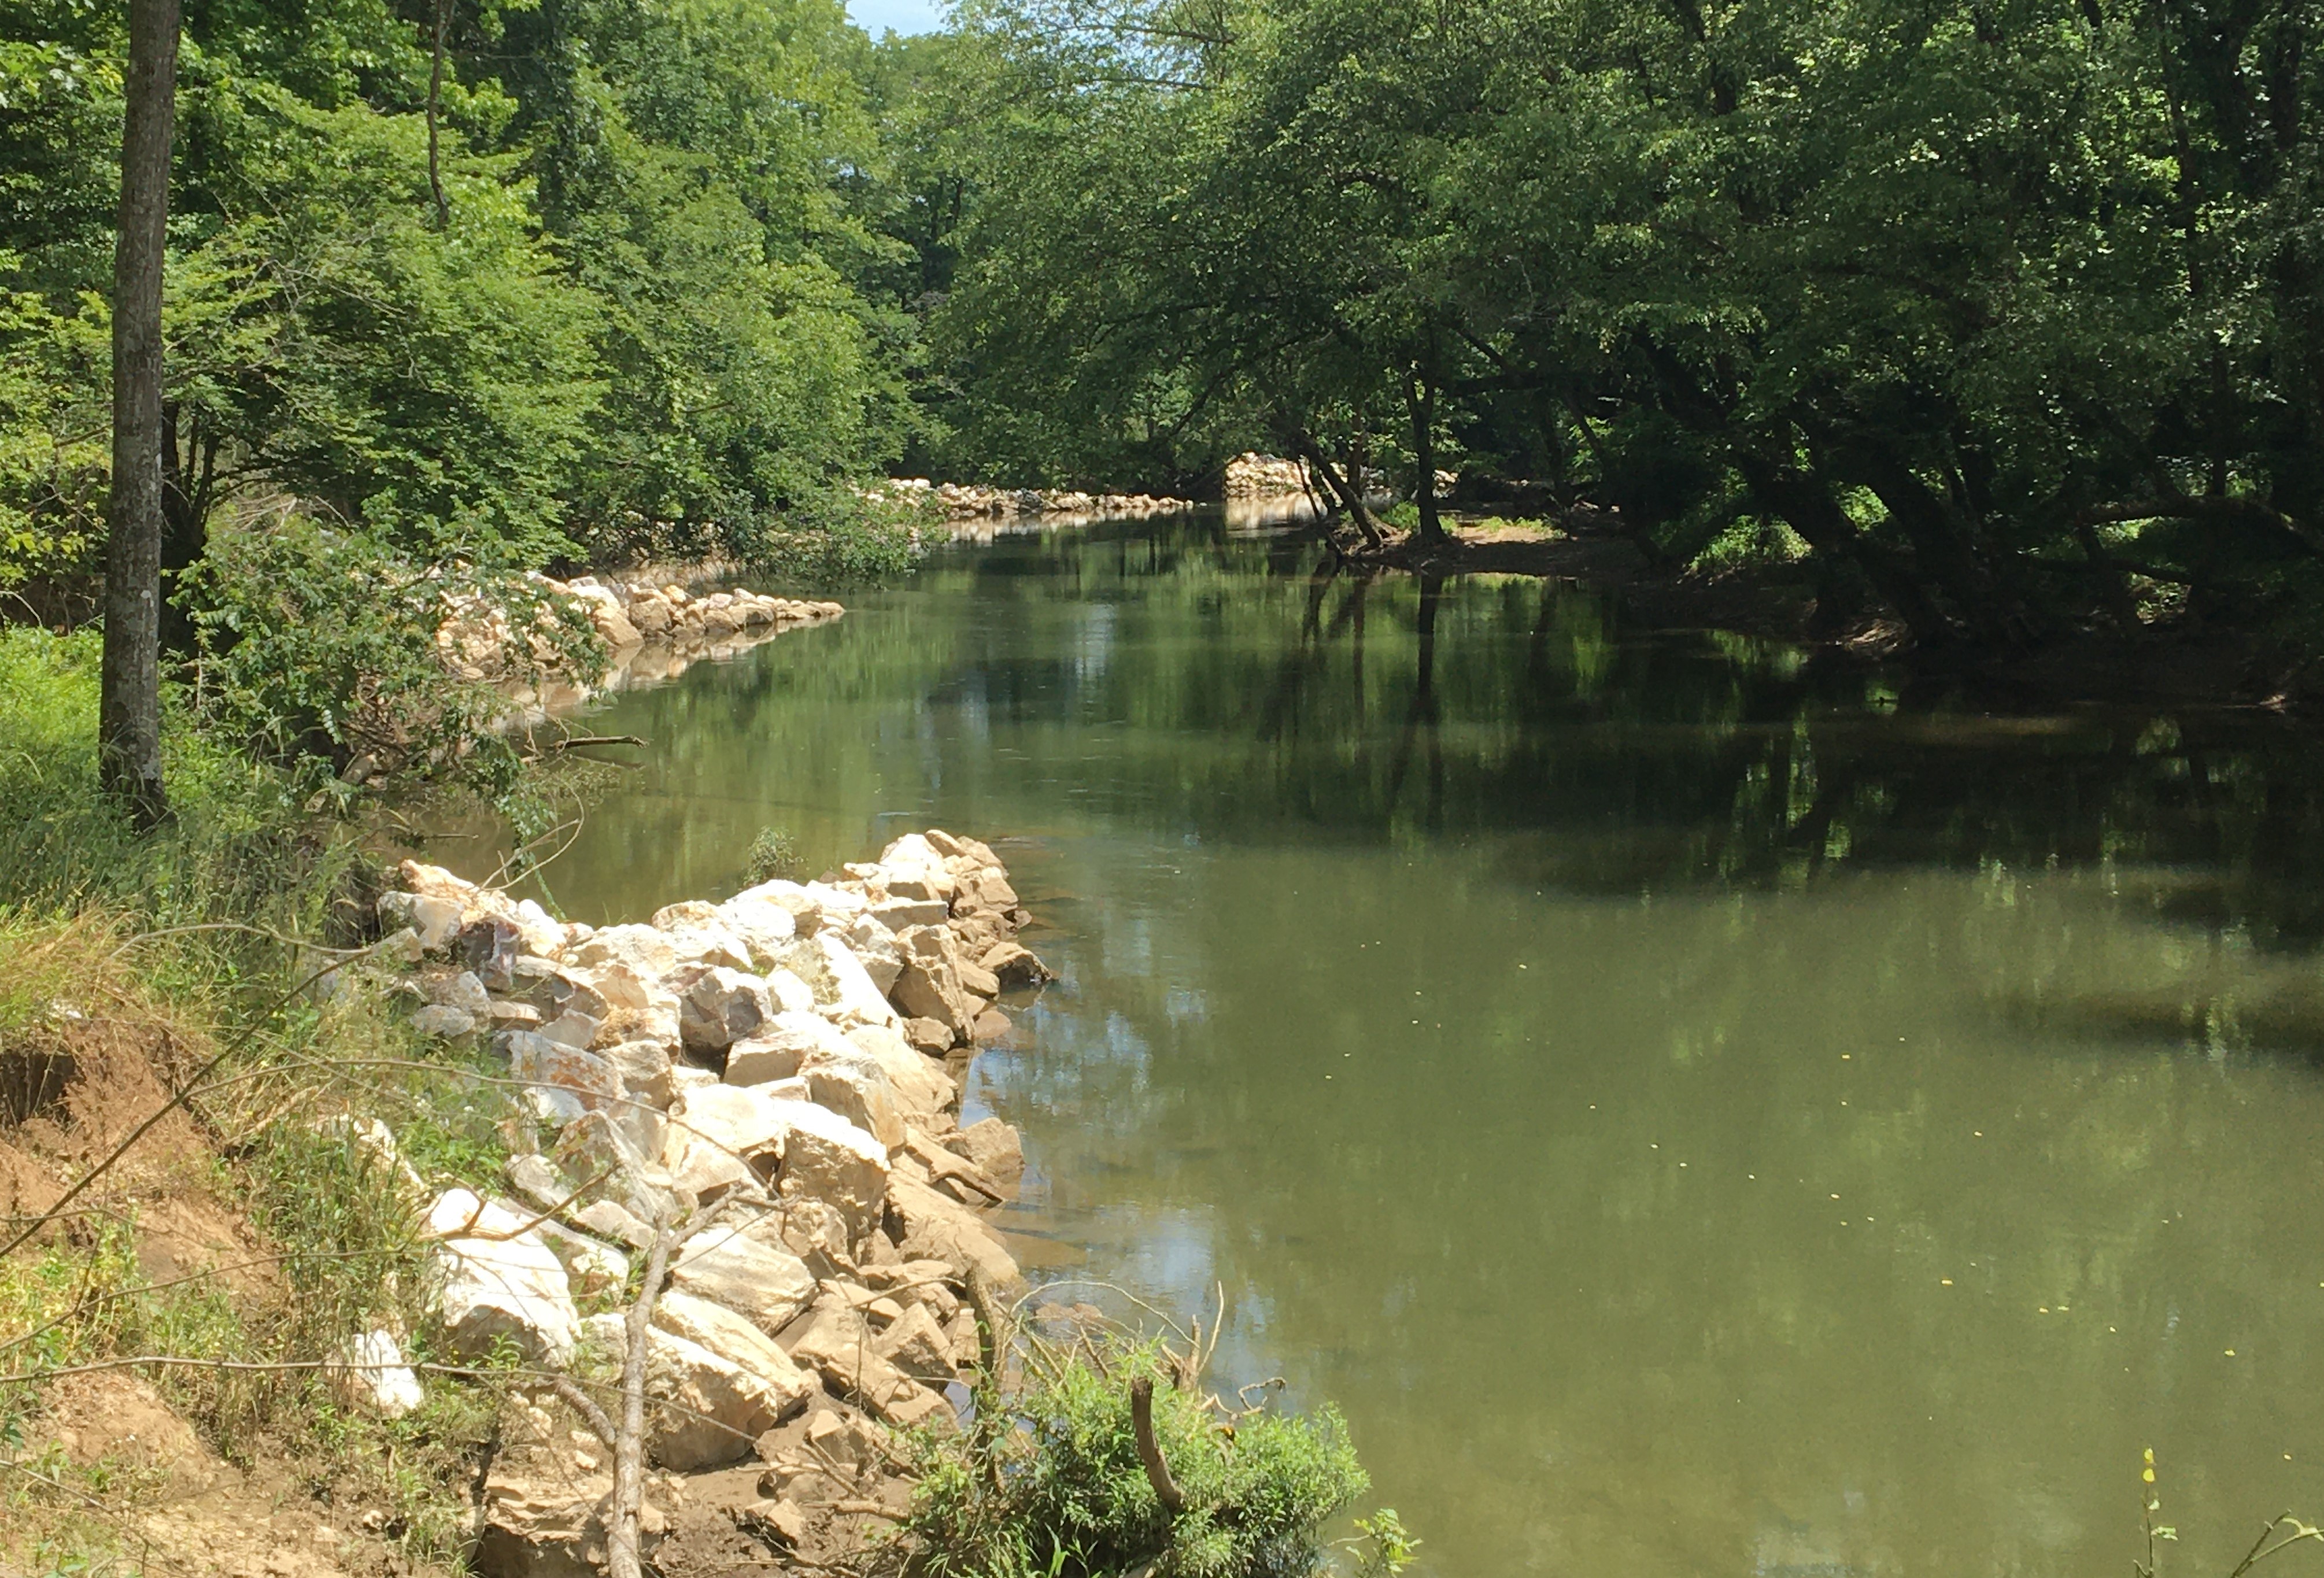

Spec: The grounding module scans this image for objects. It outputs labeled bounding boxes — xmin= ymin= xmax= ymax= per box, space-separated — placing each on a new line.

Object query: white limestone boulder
xmin=814 ymin=932 xmax=900 ymax=1029
xmin=669 ymin=1221 xmax=818 ymax=1333
xmin=427 ymin=1189 xmax=579 ymax=1365
xmin=568 ymin=924 xmax=678 ymax=980
xmin=844 ymin=1024 xmax=958 ymax=1118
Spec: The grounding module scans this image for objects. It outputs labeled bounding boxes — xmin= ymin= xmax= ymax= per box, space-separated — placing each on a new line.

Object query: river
xmin=478 ymin=513 xmax=2324 ymax=1576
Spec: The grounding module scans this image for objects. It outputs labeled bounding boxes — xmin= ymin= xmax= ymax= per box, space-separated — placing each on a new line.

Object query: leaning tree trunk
xmin=99 ymin=0 xmax=181 ymax=827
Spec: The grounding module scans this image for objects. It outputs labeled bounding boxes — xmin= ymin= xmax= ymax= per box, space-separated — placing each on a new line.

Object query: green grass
xmin=0 ymin=628 xmax=517 ymax=1573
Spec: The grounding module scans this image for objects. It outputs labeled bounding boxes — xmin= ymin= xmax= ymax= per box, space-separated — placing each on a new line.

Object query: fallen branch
xmin=829 ymin=1498 xmax=904 ymax=1519
xmin=1129 ymin=1374 xmax=1187 ymax=1516
xmin=545 ymin=734 xmax=649 ymax=751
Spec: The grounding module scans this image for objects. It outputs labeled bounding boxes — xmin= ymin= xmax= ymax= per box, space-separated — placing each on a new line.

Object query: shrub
xmin=180 ymin=517 xmax=606 ymax=800
xmin=742 ymin=826 xmax=808 ymax=886
xmin=906 ymin=1329 xmax=1412 ymax=1578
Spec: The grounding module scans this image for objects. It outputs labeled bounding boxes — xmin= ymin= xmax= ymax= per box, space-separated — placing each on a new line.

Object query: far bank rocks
xmin=374 ymin=830 xmax=1052 ymax=1573
xmin=435 ymin=573 xmax=846 ymax=692
xmin=867 ymin=476 xmax=1198 ymax=523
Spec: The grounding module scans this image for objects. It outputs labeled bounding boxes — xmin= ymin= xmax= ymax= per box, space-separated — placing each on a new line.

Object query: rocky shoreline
xmin=867 ymin=453 xmax=1316 ymax=527
xmin=361 ymin=829 xmax=1052 ymax=1571
xmin=439 ymin=574 xmax=844 ymax=685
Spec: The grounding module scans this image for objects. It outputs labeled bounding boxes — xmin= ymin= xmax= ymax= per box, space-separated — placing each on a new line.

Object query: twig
xmin=424 ymin=1163 xmax=617 ymax=1244
xmin=553 ymin=1373 xmax=616 ymax=1446
xmin=543 ymin=735 xmax=648 ymax=751
xmin=829 ymin=1498 xmax=903 ymax=1519
xmin=612 ymin=1209 xmax=678 ymax=1578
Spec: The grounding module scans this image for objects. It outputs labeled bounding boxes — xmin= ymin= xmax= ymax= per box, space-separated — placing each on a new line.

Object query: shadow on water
xmin=446 ymin=511 xmax=2324 ymax=1577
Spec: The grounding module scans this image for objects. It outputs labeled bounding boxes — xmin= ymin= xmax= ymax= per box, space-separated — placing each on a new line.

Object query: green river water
xmin=471 ymin=514 xmax=2324 ymax=1576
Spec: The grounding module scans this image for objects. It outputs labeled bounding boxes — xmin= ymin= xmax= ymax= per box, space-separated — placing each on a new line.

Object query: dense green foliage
xmin=907 ymin=1333 xmax=1402 ymax=1577
xmin=0 ymin=0 xmax=934 ymax=602
xmin=17 ymin=0 xmax=2324 ymax=653
xmin=919 ymin=0 xmax=2324 ymax=650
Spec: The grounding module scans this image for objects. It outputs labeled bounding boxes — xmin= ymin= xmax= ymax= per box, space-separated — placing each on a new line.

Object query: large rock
xmin=602 ymin=1039 xmax=675 ymax=1109
xmin=874 ymin=1302 xmax=958 ymax=1383
xmin=800 ymin=881 xmax=870 ymax=929
xmin=875 ymin=834 xmax=958 ymax=904
xmin=843 ymin=1024 xmax=958 ymax=1118
xmin=662 ymin=1084 xmax=782 ymax=1198
xmin=979 ymin=941 xmax=1051 ymax=990
xmin=725 ymin=1010 xmax=852 ymax=1088
xmin=960 ymin=1117 xmax=1026 ymax=1185
xmin=629 ymin=593 xmax=674 ymax=637
xmin=573 ymin=960 xmax=660 ymax=1015
xmin=670 ymin=1219 xmax=818 ymax=1333
xmin=664 ymin=924 xmax=755 ymax=973
xmin=765 ymin=969 xmax=818 ymax=1015
xmin=411 ymin=1003 xmax=478 ymax=1039
xmin=427 ymin=1189 xmax=580 ymax=1364
xmin=886 ymin=1174 xmax=1020 ymax=1292
xmin=379 ymin=890 xmax=463 ymax=952
xmin=589 ymin=601 xmax=642 ymax=651
xmin=428 ymin=970 xmax=493 ymax=1018
xmin=803 ymin=1062 xmax=904 ymax=1152
xmin=815 ymin=932 xmax=900 ymax=1028
xmin=767 ymin=1102 xmax=891 ymax=1246
xmin=501 ymin=1032 xmax=623 ymax=1126
xmin=581 ymin=1314 xmax=796 ymax=1472
xmin=474 ymin=1455 xmax=627 ymax=1578
xmin=888 ymin=927 xmax=980 ymax=1041
xmin=867 ymin=897 xmax=947 ymax=933
xmin=838 ymin=915 xmax=906 ymax=991
xmin=330 ymin=1329 xmax=425 ymax=1418
xmin=715 ymin=896 xmax=799 ymax=966
xmin=784 ymin=1302 xmax=913 ymax=1405
xmin=785 ymin=1302 xmax=949 ymax=1427
xmin=574 ymin=1198 xmax=653 ymax=1250
xmin=730 ymin=879 xmax=824 ymax=936
xmin=955 ymin=867 xmax=1019 ymax=915
xmin=678 ymin=966 xmax=774 ymax=1053
xmin=568 ymin=924 xmax=678 ymax=980
xmin=653 ymin=1289 xmax=816 ymax=1411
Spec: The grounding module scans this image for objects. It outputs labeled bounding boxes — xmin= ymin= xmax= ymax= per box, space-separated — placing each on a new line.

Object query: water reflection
xmin=457 ymin=514 xmax=2324 ymax=1576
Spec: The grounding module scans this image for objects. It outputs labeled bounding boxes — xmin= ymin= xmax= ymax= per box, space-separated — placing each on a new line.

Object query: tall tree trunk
xmin=1406 ymin=371 xmax=1448 ymax=545
xmin=1734 ymin=452 xmax=1957 ymax=648
xmin=1283 ymin=426 xmax=1385 ymax=549
xmin=99 ymin=0 xmax=180 ymax=828
xmin=426 ymin=0 xmax=450 ymax=228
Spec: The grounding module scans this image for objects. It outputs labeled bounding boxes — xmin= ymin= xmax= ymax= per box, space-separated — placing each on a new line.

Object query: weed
xmin=905 ymin=1331 xmax=1403 ymax=1578
xmin=742 ymin=825 xmax=809 ymax=886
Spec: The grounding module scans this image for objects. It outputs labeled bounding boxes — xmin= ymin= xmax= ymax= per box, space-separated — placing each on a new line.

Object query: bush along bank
xmin=365 ymin=832 xmax=1409 ymax=1576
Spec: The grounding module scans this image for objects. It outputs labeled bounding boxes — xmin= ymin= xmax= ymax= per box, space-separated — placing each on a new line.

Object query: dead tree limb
xmin=1129 ymin=1375 xmax=1186 ymax=1516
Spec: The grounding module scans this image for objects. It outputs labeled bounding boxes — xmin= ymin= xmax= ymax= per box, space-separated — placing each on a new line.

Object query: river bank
xmin=372 ymin=828 xmax=1050 ymax=1572
xmin=1321 ymin=513 xmax=2324 ymax=717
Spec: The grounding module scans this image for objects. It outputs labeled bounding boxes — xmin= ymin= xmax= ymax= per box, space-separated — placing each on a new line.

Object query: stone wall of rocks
xmin=358 ymin=829 xmax=1053 ymax=1570
xmin=1222 ymin=452 xmax=1313 ymax=498
xmin=435 ymin=574 xmax=845 ymax=686
xmin=868 ymin=476 xmax=1198 ymax=522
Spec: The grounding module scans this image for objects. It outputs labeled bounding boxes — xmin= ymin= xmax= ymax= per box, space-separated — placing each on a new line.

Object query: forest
xmin=9 ymin=0 xmax=2324 ymax=665
xmin=8 ymin=1 xmax=2324 ymax=1572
